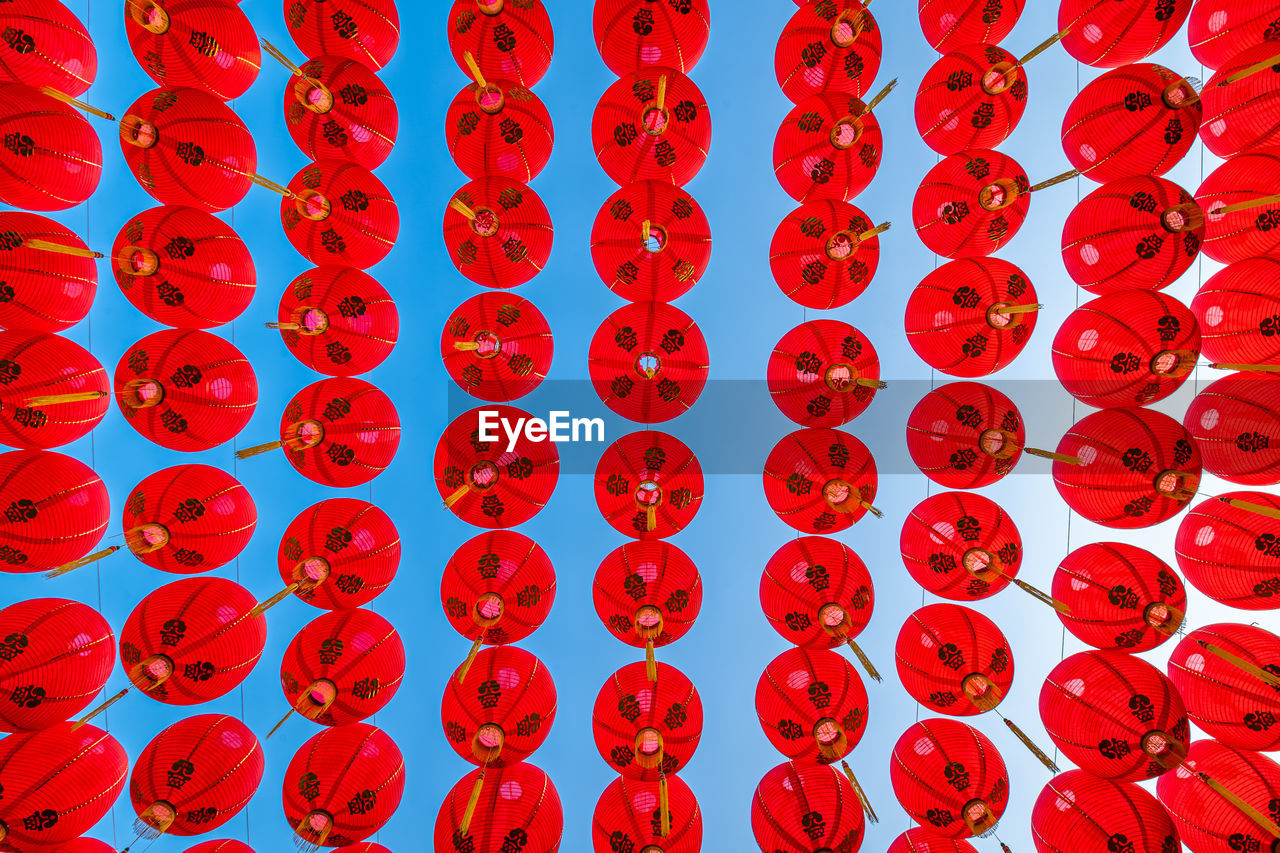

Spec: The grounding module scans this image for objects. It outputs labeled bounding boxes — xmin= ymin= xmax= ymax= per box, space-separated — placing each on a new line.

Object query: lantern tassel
xmin=656 ymin=75 xmax=667 ymax=111
xmin=641 ymin=219 xmax=651 ymax=242
xmin=864 ymin=78 xmax=898 ymax=112
xmin=1200 ymin=640 xmax=1280 ymax=690
xmin=24 ymin=390 xmax=108 ymax=406
xmin=993 ymin=303 xmax=1043 ymax=316
xmin=646 ymin=639 xmax=657 ymax=682
xmin=841 ymin=761 xmax=879 ymax=824
xmin=858 ymin=221 xmax=891 ymax=242
xmin=72 ymin=688 xmax=129 ymax=730
xmin=23 ymin=238 xmax=103 ymax=258
xmin=858 ymin=501 xmax=883 ymax=518
xmin=1003 ymin=716 xmax=1060 ymax=772
xmin=460 ymin=771 xmax=485 ymax=835
xmin=133 ymin=804 xmax=174 ymax=840
xmin=1024 ymin=447 xmax=1081 ymax=465
xmin=1019 ymin=29 xmax=1069 ymax=65
xmin=846 ymin=639 xmax=881 ymax=682
xmin=1219 ymin=496 xmax=1280 ymax=521
xmin=250 ymin=583 xmax=299 ymax=616
xmin=236 ymin=440 xmax=283 ymax=460
xmin=444 ymin=484 xmax=472 ymax=509
xmin=1030 ymin=169 xmax=1081 ymax=193
xmin=267 ymin=707 xmax=296 ymax=739
xmin=1210 ymin=362 xmax=1280 ymax=373
xmin=458 ymin=635 xmax=484 ymax=684
xmin=45 ymin=545 xmax=120 ymax=579
xmin=1013 ymin=578 xmax=1072 ymax=614
xmin=1200 ymin=771 xmax=1280 ymax=840
xmin=855 ymin=377 xmax=888 ymax=390
xmin=449 ymin=198 xmax=478 ymax=220
xmin=40 ymin=86 xmax=114 ymax=121
xmin=1219 ymin=51 xmax=1280 ymax=85
xmin=463 ymin=51 xmax=487 ymax=89
xmin=1220 ymin=193 xmax=1280 ymax=215
xmin=1001 ymin=844 xmax=1014 ymax=853
xmin=261 ymin=38 xmax=322 ymax=86
xmin=646 ymin=505 xmax=658 ymax=532
xmin=267 ymin=322 xmax=302 ymax=331
xmin=658 ymin=774 xmax=671 ymax=836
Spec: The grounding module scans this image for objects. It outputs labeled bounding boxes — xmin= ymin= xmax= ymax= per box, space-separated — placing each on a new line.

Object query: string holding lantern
xmin=1192 ymin=257 xmax=1280 ymax=367
xmin=0 ymin=329 xmax=108 ymax=450
xmin=444 ymin=177 xmax=554 ymax=289
xmin=1196 ymin=146 xmax=1280 ymax=264
xmin=767 ymin=319 xmax=885 ymax=428
xmin=124 ymin=0 xmax=261 ymax=101
xmin=446 ymin=0 xmax=553 ymax=89
xmin=435 ymin=761 xmax=562 ymax=852
xmin=446 ymin=53 xmax=553 ymax=183
xmin=595 ymin=430 xmax=702 ymax=540
xmin=594 ymin=661 xmax=703 ymax=783
xmin=1053 ymin=542 xmax=1186 ymax=653
xmin=1188 ymin=0 xmax=1280 ymax=69
xmin=1031 ymin=770 xmax=1181 ymax=853
xmin=769 ymin=199 xmax=887 ymax=310
xmin=1184 ymin=371 xmax=1280 ymax=485
xmin=443 ymin=292 xmax=551 ymax=403
xmin=278 ymin=498 xmax=400 ymax=611
xmin=1200 ymin=43 xmax=1280 ymax=158
xmin=441 ymin=645 xmax=556 ymax=774
xmin=776 ymin=0 xmax=882 ymax=103
xmin=1156 ymin=739 xmax=1280 ymax=853
xmin=0 ymin=0 xmax=97 ymax=95
xmin=1058 ymin=0 xmax=1192 ymax=67
xmin=752 ymin=761 xmax=870 ymax=852
xmin=0 ymin=450 xmax=109 ymax=575
xmin=756 ymin=646 xmax=868 ymax=766
xmin=1176 ymin=490 xmax=1280 ymax=610
xmin=590 ymin=180 xmax=711 ymax=303
xmin=589 ymin=301 xmax=709 ymax=423
xmin=284 ymin=0 xmax=400 ymax=70
xmin=764 ymin=427 xmax=880 ymax=535
xmin=0 ymin=83 xmax=103 ymax=211
xmin=1168 ymin=623 xmax=1280 ymax=752
xmin=592 ymin=67 xmax=711 ymax=187
xmin=272 ymin=266 xmax=399 ymax=378
xmin=281 ymin=159 xmax=399 ymax=269
xmin=905 ymin=381 xmax=1027 ymax=490
xmin=593 ymin=774 xmax=701 ymax=853
xmin=889 ymin=718 xmax=1010 ymax=839
xmin=594 ymin=540 xmax=702 ymax=673
xmin=0 ymin=211 xmax=99 ymax=332
xmin=773 ymin=83 xmax=896 ymax=204
xmin=918 ymin=0 xmax=1025 ymax=52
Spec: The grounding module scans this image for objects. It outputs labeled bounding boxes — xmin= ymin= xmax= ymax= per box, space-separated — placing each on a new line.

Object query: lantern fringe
xmin=268 ymin=707 xmax=296 ymax=739
xmin=858 ymin=501 xmax=883 ymax=518
xmin=1030 ymin=169 xmax=1080 ymax=193
xmin=45 ymin=545 xmax=119 ymax=579
xmin=292 ymin=814 xmax=330 ymax=853
xmin=658 ymin=774 xmax=671 ymax=836
xmin=855 ymin=377 xmax=888 ymax=390
xmin=1019 ymin=29 xmax=1068 ymax=65
xmin=72 ymin=687 xmax=128 ymax=730
xmin=460 ymin=771 xmax=485 ymax=835
xmin=846 ymin=640 xmax=881 ymax=682
xmin=1219 ymin=51 xmax=1280 ymax=85
xmin=133 ymin=803 xmax=172 ymax=840
xmin=25 ymin=390 xmax=109 ymax=406
xmin=1219 ymin=496 xmax=1280 ymax=521
xmin=1002 ymin=716 xmax=1059 ymax=772
xmin=444 ymin=484 xmax=472 ymax=509
xmin=250 ymin=173 xmax=294 ymax=198
xmin=841 ymin=761 xmax=878 ymax=823
xmin=236 ymin=440 xmax=283 ymax=460
xmin=449 ymin=198 xmax=477 ymax=220
xmin=1013 ymin=578 xmax=1071 ymax=614
xmin=641 ymin=220 xmax=651 ymax=242
xmin=1023 ymin=447 xmax=1080 ymax=465
xmin=1200 ymin=640 xmax=1280 ymax=690
xmin=646 ymin=505 xmax=658 ymax=532
xmin=1201 ymin=771 xmax=1280 ymax=839
xmin=655 ymin=75 xmax=667 ymax=111
xmin=262 ymin=39 xmax=320 ymax=85
xmin=462 ymin=50 xmax=487 ymax=88
xmin=992 ymin=303 xmax=1042 ymax=316
xmin=23 ymin=238 xmax=102 ymax=259
xmin=865 ymin=78 xmax=898 ymax=113
xmin=42 ymin=86 xmax=114 ymax=120
xmin=1209 ymin=362 xmax=1280 ymax=374
xmin=1221 ymin=193 xmax=1280 ymax=215
xmin=646 ymin=640 xmax=657 ymax=682
xmin=458 ymin=635 xmax=484 ymax=683
xmin=858 ymin=221 xmax=891 ymax=242
xmin=267 ymin=321 xmax=302 ymax=331
xmin=251 ymin=583 xmax=299 ymax=616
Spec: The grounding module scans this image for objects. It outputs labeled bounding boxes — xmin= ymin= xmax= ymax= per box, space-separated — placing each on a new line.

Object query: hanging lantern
xmin=120 ymin=87 xmax=259 ymax=212
xmin=446 ymin=68 xmax=553 ymax=183
xmin=1031 ymin=770 xmax=1181 ymax=853
xmin=915 ymin=43 xmax=1028 ymax=155
xmin=447 ymin=0 xmax=553 ymax=88
xmin=129 ymin=714 xmax=263 ymax=840
xmin=282 ymin=724 xmax=405 ymax=849
xmin=0 ymin=0 xmax=96 ymax=95
xmin=589 ymin=301 xmax=708 ymax=423
xmin=1040 ymin=650 xmax=1190 ymax=782
xmin=905 ymin=382 xmax=1025 ymax=489
xmin=752 ymin=761 xmax=867 ymax=853
xmin=52 ymin=840 xmax=119 ymax=853
xmin=0 ymin=597 xmax=113 ymax=732
xmin=756 ymin=646 xmax=868 ymax=765
xmin=913 ymin=149 xmax=1047 ymax=258
xmin=1062 ymin=175 xmax=1203 ymax=295
xmin=1051 ymin=289 xmax=1200 ymax=408
xmin=1184 ymin=371 xmax=1280 ymax=485
xmin=435 ymin=761 xmax=563 ymax=853
xmin=890 ymin=719 xmax=1009 ymax=839
xmin=1058 ymin=0 xmax=1192 ymax=67
xmin=594 ymin=660 xmax=702 ymax=780
xmin=442 ymin=530 xmax=556 ymax=661
xmin=441 ymin=645 xmax=556 ymax=768
xmin=1156 ymin=740 xmax=1280 ymax=853
xmin=113 ymin=329 xmax=257 ymax=452
xmin=125 ymin=0 xmax=261 ymax=101
xmin=592 ymin=67 xmax=711 ymax=187
xmin=1192 ymin=257 xmax=1280 ymax=366
xmin=1053 ymin=542 xmax=1186 ymax=652
xmin=0 ymin=83 xmax=101 ymax=211
xmin=905 ymin=257 xmax=1038 ymax=377
xmin=774 ymin=87 xmax=895 ymax=204
xmin=443 ymin=292 xmax=550 ymax=404
xmin=0 ymin=722 xmax=126 ymax=850
xmin=113 ymin=205 xmax=256 ymax=329
xmin=594 ymin=0 xmax=709 ymax=76
xmin=281 ymin=159 xmax=399 ymax=269
xmin=593 ymin=774 xmax=701 ymax=853
xmin=275 ymin=266 xmax=398 ymax=377
xmin=0 ymin=330 xmax=108 ymax=449
xmin=895 ymin=603 xmax=1013 ymax=719
xmin=278 ymin=498 xmax=400 ymax=611
xmin=595 ymin=430 xmax=702 ymax=539
xmin=119 ymin=576 xmax=266 ymax=704
xmin=184 ymin=842 xmax=257 ymax=853
xmin=767 ymin=319 xmax=883 ymax=427
xmin=284 ymin=0 xmax=399 ymax=70
xmin=1049 ymin=407 xmax=1201 ymax=528
xmin=769 ymin=199 xmax=885 ymax=310
xmin=1197 ymin=147 xmax=1280 ymax=264
xmin=1168 ymin=623 xmax=1280 ymax=752
xmin=0 ymin=211 xmax=97 ymax=332
xmin=764 ymin=427 xmax=880 ymax=535
xmin=281 ymin=54 xmax=398 ymax=170
xmin=590 ymin=180 xmax=711 ymax=303
xmin=1189 ymin=0 xmax=1280 ymax=69
xmin=0 ymin=450 xmax=108 ymax=575
xmin=594 ymin=540 xmax=702 ymax=653
xmin=120 ymin=464 xmax=256 ymax=574
xmin=919 ymin=0 xmax=1025 ymax=52
xmin=435 ymin=404 xmax=559 ymax=528
xmin=888 ymin=829 xmax=978 ymax=853
xmin=776 ymin=0 xmax=882 ymax=103
xmin=1200 ymin=43 xmax=1280 ymax=158
xmin=333 ymin=846 xmax=392 ymax=853
xmin=1176 ymin=490 xmax=1280 ymax=609
xmin=445 ymin=177 xmax=554 ymax=289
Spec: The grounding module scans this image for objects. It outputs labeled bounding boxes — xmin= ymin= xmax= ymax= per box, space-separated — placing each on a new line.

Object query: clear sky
xmin=5 ymin=1 xmax=1279 ymax=852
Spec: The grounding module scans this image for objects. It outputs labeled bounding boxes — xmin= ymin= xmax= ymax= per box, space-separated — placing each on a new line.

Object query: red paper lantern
xmin=277 ymin=266 xmax=398 ymax=377
xmin=125 ymin=0 xmax=260 ymax=101
xmin=1197 ymin=147 xmax=1280 ymax=264
xmin=285 ymin=56 xmax=397 ymax=170
xmin=594 ymin=540 xmax=702 ymax=649
xmin=442 ymin=293 xmax=550 ymax=404
xmin=1050 ymin=407 xmax=1201 ymax=528
xmin=0 ymin=722 xmax=126 ymax=849
xmin=446 ymin=0 xmax=553 ymax=88
xmin=1192 ymin=257 xmax=1280 ymax=366
xmin=1188 ymin=0 xmax=1280 ymax=69
xmin=900 ymin=492 xmax=1023 ymax=602
xmin=913 ymin=149 xmax=1031 ymax=258
xmin=767 ymin=319 xmax=882 ymax=427
xmin=896 ymin=603 xmax=1013 ymax=717
xmin=280 ymin=608 xmax=405 ymax=727
xmin=50 ymin=840 xmax=119 ymax=853
xmin=0 ymin=84 xmax=101 ymax=211
xmin=0 ymin=450 xmax=109 ymax=575
xmin=751 ymin=761 xmax=866 ymax=853
xmin=594 ymin=661 xmax=702 ymax=780
xmin=446 ymin=77 xmax=553 ymax=183
xmin=1168 ymin=623 xmax=1280 ymax=752
xmin=332 ymin=846 xmax=392 ymax=853
xmin=764 ymin=427 xmax=878 ymax=535
xmin=113 ymin=329 xmax=257 ymax=452
xmin=1051 ymin=289 xmax=1200 ymax=408
xmin=590 ymin=180 xmax=711 ymax=302
xmin=281 ymin=159 xmax=399 ymax=269
xmin=595 ymin=430 xmax=702 ymax=539
xmin=0 ymin=0 xmax=96 ymax=95
xmin=915 ymin=44 xmax=1028 ymax=155
xmin=905 ymin=257 xmax=1037 ymax=377
xmin=0 ymin=212 xmax=96 ymax=333
xmin=445 ymin=176 xmax=553 ymax=289
xmin=1031 ymin=770 xmax=1180 ymax=853
xmin=284 ymin=0 xmax=399 ymax=70
xmin=889 ymin=829 xmax=978 ymax=853
xmin=1062 ymin=175 xmax=1204 ymax=295
xmin=769 ymin=200 xmax=883 ymax=309
xmin=441 ymin=529 xmax=556 ymax=646
xmin=890 ymin=719 xmax=1009 ymax=839
xmin=1156 ymin=740 xmax=1280 ymax=853
xmin=1041 ymin=650 xmax=1190 ymax=781
xmin=776 ymin=0 xmax=882 ymax=103
xmin=595 ymin=0 xmax=709 ymax=76
xmin=435 ymin=404 xmax=559 ymax=529
xmin=760 ymin=536 xmax=874 ymax=650
xmin=1059 ymin=0 xmax=1192 ymax=67
xmin=1184 ymin=372 xmax=1280 ymax=485
xmin=905 ymin=382 xmax=1025 ymax=489
xmin=919 ymin=0 xmax=1024 ymax=52
xmin=1201 ymin=43 xmax=1280 ymax=158
xmin=0 ymin=330 xmax=107 ymax=449
xmin=592 ymin=67 xmax=710 ymax=187
xmin=593 ymin=774 xmax=701 ymax=853
xmin=0 ymin=598 xmax=113 ymax=732
xmin=774 ymin=92 xmax=883 ymax=203
xmin=119 ymin=576 xmax=266 ymax=704
xmin=756 ymin=647 xmax=867 ymax=764
xmin=112 ymin=206 xmax=255 ymax=329
xmin=183 ymin=842 xmax=256 ymax=853
xmin=435 ymin=762 xmax=563 ymax=853
xmin=129 ymin=714 xmax=263 ymax=838
xmin=120 ymin=87 xmax=256 ymax=212
xmin=1176 ymin=490 xmax=1280 ymax=609
xmin=121 ymin=464 xmax=256 ymax=573
xmin=282 ymin=724 xmax=405 ymax=848
xmin=1053 ymin=542 xmax=1186 ymax=652
xmin=278 ymin=498 xmax=400 ymax=610
xmin=589 ymin=301 xmax=708 ymax=423
xmin=441 ymin=645 xmax=556 ymax=768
